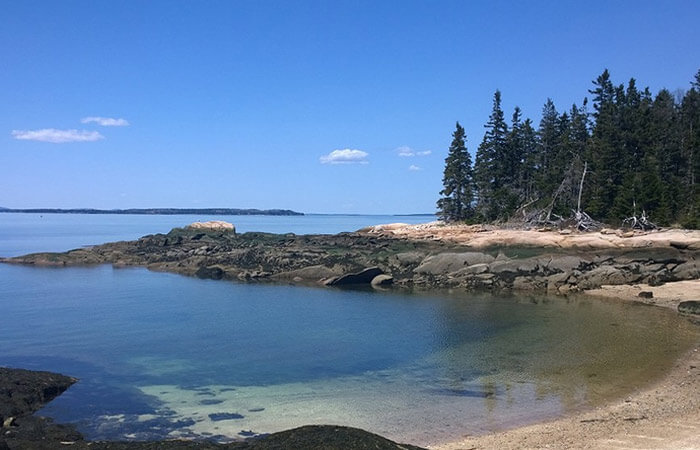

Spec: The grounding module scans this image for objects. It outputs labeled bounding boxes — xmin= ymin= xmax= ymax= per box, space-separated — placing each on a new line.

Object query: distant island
xmin=0 ymin=207 xmax=303 ymax=216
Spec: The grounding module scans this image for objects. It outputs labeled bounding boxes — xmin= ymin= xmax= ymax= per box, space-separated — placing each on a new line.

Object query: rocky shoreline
xmin=2 ymin=224 xmax=698 ymax=303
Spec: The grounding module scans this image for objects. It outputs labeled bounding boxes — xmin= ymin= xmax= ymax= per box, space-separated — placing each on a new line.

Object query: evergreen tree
xmin=536 ymin=98 xmax=560 ymax=197
xmin=646 ymin=89 xmax=679 ymax=224
xmin=437 ymin=122 xmax=474 ymax=222
xmin=678 ymin=70 xmax=700 ymax=227
xmin=585 ymin=69 xmax=622 ymax=222
xmin=439 ymin=68 xmax=700 ymax=229
xmin=474 ymin=90 xmax=510 ymax=221
xmin=518 ymin=118 xmax=539 ymax=202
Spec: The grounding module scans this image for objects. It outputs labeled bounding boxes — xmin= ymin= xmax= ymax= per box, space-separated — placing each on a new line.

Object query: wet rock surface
xmin=1 ymin=227 xmax=698 ymax=295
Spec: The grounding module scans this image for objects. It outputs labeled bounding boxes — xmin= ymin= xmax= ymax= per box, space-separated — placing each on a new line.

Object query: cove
xmin=0 ymin=263 xmax=696 ymax=446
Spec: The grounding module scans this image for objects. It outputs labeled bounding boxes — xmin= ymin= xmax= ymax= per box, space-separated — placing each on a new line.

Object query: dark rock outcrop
xmin=325 ymin=267 xmax=384 ymax=286
xmin=0 ymin=367 xmax=82 ymax=449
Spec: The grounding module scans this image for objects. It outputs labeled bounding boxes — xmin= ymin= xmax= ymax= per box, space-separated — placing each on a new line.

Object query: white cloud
xmin=396 ymin=146 xmax=431 ymax=157
xmin=397 ymin=146 xmax=415 ymax=157
xmin=408 ymin=165 xmax=422 ymax=171
xmin=11 ymin=128 xmax=104 ymax=143
xmin=81 ymin=116 xmax=129 ymax=126
xmin=320 ymin=149 xmax=369 ymax=164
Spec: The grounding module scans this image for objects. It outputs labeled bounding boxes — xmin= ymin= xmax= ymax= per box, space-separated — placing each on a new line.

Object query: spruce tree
xmin=474 ymin=90 xmax=509 ymax=221
xmin=437 ymin=122 xmax=474 ymax=222
xmin=585 ymin=69 xmax=621 ymax=222
xmin=679 ymin=70 xmax=700 ymax=227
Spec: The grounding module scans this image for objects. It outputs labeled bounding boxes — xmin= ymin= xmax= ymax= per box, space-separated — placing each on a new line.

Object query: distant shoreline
xmin=0 ymin=208 xmax=304 ymax=216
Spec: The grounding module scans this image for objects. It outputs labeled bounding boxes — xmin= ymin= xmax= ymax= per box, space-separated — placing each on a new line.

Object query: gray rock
xmin=272 ymin=265 xmax=340 ymax=281
xmin=393 ymin=252 xmax=425 ymax=266
xmin=669 ymin=240 xmax=689 ymax=250
xmin=495 ymin=251 xmax=510 ymax=261
xmin=512 ymin=276 xmax=544 ymax=290
xmin=489 ymin=258 xmax=539 ymax=274
xmin=577 ymin=265 xmax=641 ymax=289
xmin=371 ymin=274 xmax=394 ymax=287
xmin=678 ymin=301 xmax=700 ymax=315
xmin=638 ymin=291 xmax=654 ymax=298
xmin=545 ymin=272 xmax=570 ymax=292
xmin=414 ymin=252 xmax=495 ymax=275
xmin=459 ymin=263 xmax=490 ymax=274
xmin=671 ymin=261 xmax=700 ymax=280
xmin=546 ymin=255 xmax=587 ymax=272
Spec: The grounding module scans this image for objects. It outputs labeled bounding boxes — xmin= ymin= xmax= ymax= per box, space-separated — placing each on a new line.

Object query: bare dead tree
xmin=509 ymin=159 xmax=602 ymax=231
xmin=622 ymin=205 xmax=658 ymax=231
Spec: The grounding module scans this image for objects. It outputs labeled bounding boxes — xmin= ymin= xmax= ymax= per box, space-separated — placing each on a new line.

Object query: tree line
xmin=438 ymin=69 xmax=700 ymax=229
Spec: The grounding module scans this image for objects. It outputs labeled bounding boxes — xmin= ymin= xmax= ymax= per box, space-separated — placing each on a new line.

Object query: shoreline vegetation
xmin=1 ymin=221 xmax=698 ymax=449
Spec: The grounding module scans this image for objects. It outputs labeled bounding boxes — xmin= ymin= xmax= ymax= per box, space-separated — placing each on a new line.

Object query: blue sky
xmin=2 ymin=1 xmax=699 ymax=214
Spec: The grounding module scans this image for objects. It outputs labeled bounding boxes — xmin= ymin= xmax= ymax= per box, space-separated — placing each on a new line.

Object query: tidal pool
xmin=0 ymin=263 xmax=696 ymax=446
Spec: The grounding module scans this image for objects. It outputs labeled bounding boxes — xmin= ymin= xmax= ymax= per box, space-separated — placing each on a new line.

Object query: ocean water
xmin=0 ymin=214 xmax=697 ymax=446
xmin=0 ymin=213 xmax=435 ymax=257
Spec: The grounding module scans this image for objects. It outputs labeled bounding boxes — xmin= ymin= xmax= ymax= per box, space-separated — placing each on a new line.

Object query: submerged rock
xmin=0 ymin=367 xmax=427 ymax=449
xmin=678 ymin=300 xmax=700 ymax=315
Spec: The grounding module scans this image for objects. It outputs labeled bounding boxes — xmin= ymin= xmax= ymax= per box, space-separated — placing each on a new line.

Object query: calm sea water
xmin=0 ymin=214 xmax=697 ymax=446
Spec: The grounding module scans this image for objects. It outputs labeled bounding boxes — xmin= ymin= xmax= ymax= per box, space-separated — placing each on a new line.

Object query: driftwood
xmin=622 ymin=210 xmax=657 ymax=231
xmin=511 ymin=161 xmax=601 ymax=232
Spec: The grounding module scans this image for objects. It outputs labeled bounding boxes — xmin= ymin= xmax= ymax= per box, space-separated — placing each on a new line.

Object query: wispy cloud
xmin=11 ymin=128 xmax=104 ymax=143
xmin=396 ymin=146 xmax=431 ymax=157
xmin=408 ymin=165 xmax=422 ymax=171
xmin=397 ymin=146 xmax=415 ymax=157
xmin=320 ymin=149 xmax=369 ymax=164
xmin=81 ymin=116 xmax=129 ymax=126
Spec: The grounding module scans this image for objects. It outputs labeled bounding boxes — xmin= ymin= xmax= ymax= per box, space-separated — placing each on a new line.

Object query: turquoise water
xmin=0 ymin=214 xmax=697 ymax=446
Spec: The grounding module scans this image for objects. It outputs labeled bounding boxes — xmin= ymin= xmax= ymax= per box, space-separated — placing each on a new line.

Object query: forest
xmin=437 ymin=69 xmax=700 ymax=229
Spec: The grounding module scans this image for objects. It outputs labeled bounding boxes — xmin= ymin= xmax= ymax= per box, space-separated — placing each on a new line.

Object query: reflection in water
xmin=0 ymin=264 xmax=697 ymax=446
xmin=428 ymin=291 xmax=696 ymax=431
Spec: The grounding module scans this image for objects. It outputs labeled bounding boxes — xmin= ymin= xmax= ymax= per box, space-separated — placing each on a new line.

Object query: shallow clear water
xmin=0 ymin=214 xmax=697 ymax=446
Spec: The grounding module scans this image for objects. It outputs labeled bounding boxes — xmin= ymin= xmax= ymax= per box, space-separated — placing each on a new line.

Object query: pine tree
xmin=437 ymin=122 xmax=474 ymax=222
